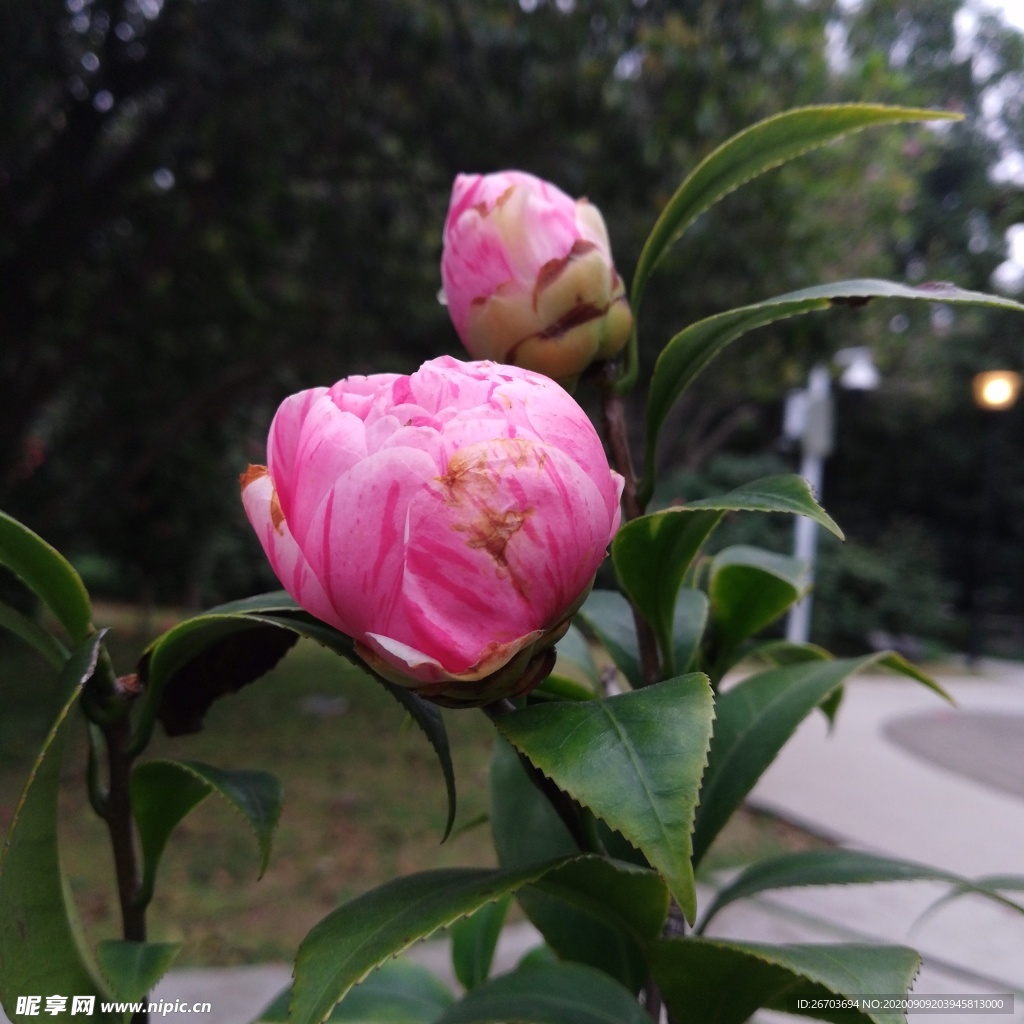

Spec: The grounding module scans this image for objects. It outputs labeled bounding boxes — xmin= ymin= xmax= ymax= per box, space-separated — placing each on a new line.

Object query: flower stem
xmin=598 ymin=362 xmax=661 ymax=685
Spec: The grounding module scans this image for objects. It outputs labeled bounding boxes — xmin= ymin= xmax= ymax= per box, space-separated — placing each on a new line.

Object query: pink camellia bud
xmin=441 ymin=171 xmax=633 ymax=384
xmin=241 ymin=356 xmax=623 ymax=706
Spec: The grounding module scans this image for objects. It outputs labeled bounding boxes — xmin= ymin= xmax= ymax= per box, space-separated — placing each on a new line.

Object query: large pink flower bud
xmin=241 ymin=356 xmax=623 ymax=706
xmin=441 ymin=171 xmax=633 ymax=384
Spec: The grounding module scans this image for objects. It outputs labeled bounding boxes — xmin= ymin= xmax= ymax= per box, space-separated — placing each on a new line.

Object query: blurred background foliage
xmin=3 ymin=0 xmax=1024 ymax=655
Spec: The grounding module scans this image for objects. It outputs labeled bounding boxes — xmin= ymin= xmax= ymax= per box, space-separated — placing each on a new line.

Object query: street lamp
xmin=783 ymin=348 xmax=879 ymax=644
xmin=967 ymin=369 xmax=1021 ymax=664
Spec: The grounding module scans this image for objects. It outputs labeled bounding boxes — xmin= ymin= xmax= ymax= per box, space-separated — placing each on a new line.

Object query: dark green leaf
xmin=96 ymin=940 xmax=183 ymax=1002
xmin=630 ymin=105 xmax=958 ymax=312
xmin=291 ymin=859 xmax=590 ymax=1024
xmin=0 ymin=635 xmax=117 ymax=1022
xmin=698 ymin=850 xmax=1024 ymax=933
xmin=377 ymin=680 xmax=457 ymax=842
xmin=0 ymin=510 xmax=93 ymax=643
xmin=670 ymin=589 xmax=708 ymax=678
xmin=612 ymin=509 xmax=723 ymax=669
xmin=435 ymin=961 xmax=652 ymax=1024
xmin=692 ymin=654 xmax=892 ymax=866
xmin=577 ymin=591 xmax=642 ymax=689
xmin=709 ymin=546 xmax=806 ymax=675
xmin=651 ymin=938 xmax=921 ymax=1024
xmin=0 ymin=600 xmax=67 ymax=669
xmin=489 ymin=740 xmax=647 ymax=992
xmin=131 ymin=760 xmax=283 ymax=907
xmin=450 ymin=895 xmax=512 ymax=991
xmin=132 ymin=614 xmax=299 ymax=750
xmin=258 ymin=960 xmax=455 ymax=1023
xmin=139 ymin=607 xmax=459 ymax=840
xmin=495 ymin=674 xmax=715 ymax=922
xmin=641 ymin=280 xmax=1024 ymax=499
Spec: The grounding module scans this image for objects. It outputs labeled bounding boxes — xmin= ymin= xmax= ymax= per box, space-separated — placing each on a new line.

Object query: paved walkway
xmin=4 ymin=660 xmax=1023 ymax=1022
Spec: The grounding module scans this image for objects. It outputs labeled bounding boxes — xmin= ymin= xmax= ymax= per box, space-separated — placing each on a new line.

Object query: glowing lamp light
xmin=973 ymin=370 xmax=1022 ymax=411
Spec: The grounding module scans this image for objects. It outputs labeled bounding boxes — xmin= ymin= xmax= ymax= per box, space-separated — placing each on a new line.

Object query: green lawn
xmin=1 ymin=616 xmax=828 ymax=967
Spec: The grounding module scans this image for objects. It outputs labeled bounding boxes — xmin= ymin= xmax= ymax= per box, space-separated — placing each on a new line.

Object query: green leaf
xmin=258 ymin=960 xmax=455 ymax=1023
xmin=543 ymin=624 xmax=599 ymax=697
xmin=612 ymin=508 xmax=723 ymax=669
xmin=708 ymin=545 xmax=806 ymax=675
xmin=532 ymin=856 xmax=669 ymax=943
xmin=918 ymin=873 xmax=1024 ymax=923
xmin=630 ymin=104 xmax=958 ymax=313
xmin=692 ymin=653 xmax=895 ymax=867
xmin=670 ymin=589 xmax=707 ymax=678
xmin=0 ymin=600 xmax=68 ymax=669
xmin=292 ymin=859 xmax=585 ymax=1024
xmin=204 ymin=590 xmax=303 ymax=615
xmin=96 ymin=940 xmax=183 ymax=1002
xmin=435 ymin=961 xmax=652 ymax=1024
xmin=131 ymin=759 xmax=283 ymax=907
xmin=675 ymin=474 xmax=842 ymax=535
xmin=376 ymin=679 xmax=458 ymax=841
xmin=641 ymin=280 xmax=1024 ymax=500
xmin=697 ymin=850 xmax=1024 ymax=933
xmin=0 ymin=635 xmax=117 ymax=1023
xmin=489 ymin=741 xmax=649 ymax=992
xmin=746 ymin=639 xmax=834 ymax=667
xmin=138 ymin=607 xmax=459 ymax=841
xmin=132 ymin=614 xmax=299 ymax=749
xmin=650 ymin=938 xmax=921 ymax=1024
xmin=495 ymin=674 xmax=715 ymax=923
xmin=450 ymin=895 xmax=512 ymax=990
xmin=0 ymin=509 xmax=93 ymax=643
xmin=577 ymin=591 xmax=642 ymax=689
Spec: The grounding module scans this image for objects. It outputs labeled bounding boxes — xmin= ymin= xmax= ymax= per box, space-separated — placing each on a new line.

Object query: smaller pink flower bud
xmin=441 ymin=171 xmax=633 ymax=384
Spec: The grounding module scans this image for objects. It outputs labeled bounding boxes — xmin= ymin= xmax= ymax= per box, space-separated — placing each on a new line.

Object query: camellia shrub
xmin=3 ymin=105 xmax=1024 ymax=1024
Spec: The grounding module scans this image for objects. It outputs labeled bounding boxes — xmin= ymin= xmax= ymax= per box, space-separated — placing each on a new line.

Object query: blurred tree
xmin=2 ymin=0 xmax=1023 ymax=639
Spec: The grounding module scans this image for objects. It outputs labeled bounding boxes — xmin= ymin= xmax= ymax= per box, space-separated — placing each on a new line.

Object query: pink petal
xmin=241 ymin=469 xmax=341 ymax=631
xmin=299 ymin=446 xmax=437 ymax=641
xmin=266 ymin=387 xmax=329 ymax=518
xmin=387 ymin=437 xmax=611 ymax=674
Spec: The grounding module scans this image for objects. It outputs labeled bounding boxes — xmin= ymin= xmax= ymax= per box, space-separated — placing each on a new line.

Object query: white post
xmin=786 ymin=365 xmax=833 ymax=644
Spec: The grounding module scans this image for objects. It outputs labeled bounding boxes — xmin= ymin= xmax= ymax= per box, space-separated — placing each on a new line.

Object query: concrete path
xmin=4 ymin=660 xmax=1023 ymax=1023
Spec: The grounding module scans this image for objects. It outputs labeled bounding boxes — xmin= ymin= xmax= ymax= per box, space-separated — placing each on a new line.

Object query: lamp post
xmin=967 ymin=370 xmax=1021 ymax=665
xmin=784 ymin=348 xmax=879 ymax=644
